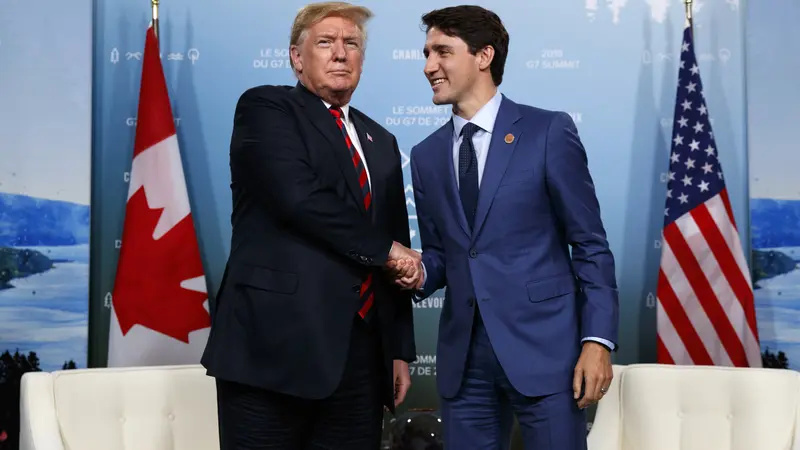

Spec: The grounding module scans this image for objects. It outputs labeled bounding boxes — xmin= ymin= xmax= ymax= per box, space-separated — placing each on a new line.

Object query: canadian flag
xmin=107 ymin=24 xmax=210 ymax=367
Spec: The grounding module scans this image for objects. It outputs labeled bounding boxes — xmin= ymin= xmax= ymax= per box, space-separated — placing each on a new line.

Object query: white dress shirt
xmin=450 ymin=91 xmax=503 ymax=188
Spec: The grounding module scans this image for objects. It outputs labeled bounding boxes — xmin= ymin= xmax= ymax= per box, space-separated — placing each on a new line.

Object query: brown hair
xmin=421 ymin=6 xmax=509 ymax=86
xmin=289 ymin=2 xmax=373 ymax=69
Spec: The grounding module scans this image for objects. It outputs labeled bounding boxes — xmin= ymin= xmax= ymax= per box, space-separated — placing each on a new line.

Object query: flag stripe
xmin=716 ymin=192 xmax=753 ymax=290
xmin=664 ymin=222 xmax=748 ymax=366
xmin=657 ymin=268 xmax=713 ymax=365
xmin=704 ymin=195 xmax=762 ymax=366
xmin=719 ymin=188 xmax=738 ymax=230
xmin=656 ymin=332 xmax=677 ymax=365
xmin=660 ymin=234 xmax=732 ymax=365
xmin=657 ymin=303 xmax=689 ymax=365
xmin=691 ymin=196 xmax=758 ymax=337
xmin=713 ymin=193 xmax=759 ymax=328
xmin=676 ymin=204 xmax=753 ymax=365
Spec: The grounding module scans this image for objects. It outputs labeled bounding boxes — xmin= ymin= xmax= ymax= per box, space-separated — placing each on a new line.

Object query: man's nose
xmin=424 ymin=57 xmax=438 ymax=76
xmin=332 ymin=40 xmax=346 ymax=60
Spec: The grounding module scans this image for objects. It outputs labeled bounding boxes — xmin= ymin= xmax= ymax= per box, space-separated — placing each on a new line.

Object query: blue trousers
xmin=440 ymin=310 xmax=587 ymax=450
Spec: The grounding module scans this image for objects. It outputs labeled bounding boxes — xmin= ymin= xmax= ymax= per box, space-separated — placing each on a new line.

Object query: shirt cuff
xmin=420 ymin=262 xmax=427 ymax=291
xmin=582 ymin=336 xmax=615 ymax=352
xmin=411 ymin=262 xmax=428 ymax=302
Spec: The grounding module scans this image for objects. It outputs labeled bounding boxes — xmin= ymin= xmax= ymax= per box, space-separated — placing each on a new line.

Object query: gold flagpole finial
xmin=151 ymin=0 xmax=160 ymax=42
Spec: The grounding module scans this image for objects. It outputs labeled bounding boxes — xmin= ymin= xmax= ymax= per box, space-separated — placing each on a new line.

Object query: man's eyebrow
xmin=424 ymin=44 xmax=453 ymax=54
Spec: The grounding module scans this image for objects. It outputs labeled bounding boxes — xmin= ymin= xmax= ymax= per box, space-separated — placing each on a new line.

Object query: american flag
xmin=655 ymin=23 xmax=762 ymax=367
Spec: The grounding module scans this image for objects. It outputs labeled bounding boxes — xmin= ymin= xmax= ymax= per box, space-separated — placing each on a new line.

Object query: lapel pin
xmin=366 ymin=133 xmax=373 ymax=142
xmin=504 ymin=133 xmax=514 ymax=144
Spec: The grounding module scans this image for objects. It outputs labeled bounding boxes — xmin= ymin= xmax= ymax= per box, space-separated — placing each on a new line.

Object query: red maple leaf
xmin=113 ymin=187 xmax=209 ymax=343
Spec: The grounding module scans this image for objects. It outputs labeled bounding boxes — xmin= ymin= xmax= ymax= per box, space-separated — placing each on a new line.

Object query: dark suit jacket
xmin=201 ymin=82 xmax=416 ymax=410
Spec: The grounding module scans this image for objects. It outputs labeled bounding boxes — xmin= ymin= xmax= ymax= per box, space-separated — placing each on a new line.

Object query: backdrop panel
xmin=90 ymin=0 xmax=747 ymax=422
xmin=747 ymin=0 xmax=800 ymax=369
xmin=0 ymin=1 xmax=93 ymax=447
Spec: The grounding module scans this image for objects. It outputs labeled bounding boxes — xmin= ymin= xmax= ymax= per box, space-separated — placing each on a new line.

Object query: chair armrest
xmin=19 ymin=372 xmax=66 ymax=450
xmin=587 ymin=364 xmax=625 ymax=450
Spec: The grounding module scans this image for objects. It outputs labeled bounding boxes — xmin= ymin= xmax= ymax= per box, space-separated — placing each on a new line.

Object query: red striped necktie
xmin=329 ymin=106 xmax=375 ymax=322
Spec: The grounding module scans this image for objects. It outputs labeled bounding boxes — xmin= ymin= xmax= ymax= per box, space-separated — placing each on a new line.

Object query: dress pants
xmin=216 ymin=317 xmax=385 ymax=450
xmin=440 ymin=308 xmax=587 ymax=450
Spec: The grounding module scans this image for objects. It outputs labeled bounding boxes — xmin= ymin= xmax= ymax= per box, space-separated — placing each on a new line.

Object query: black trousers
xmin=216 ymin=318 xmax=385 ymax=449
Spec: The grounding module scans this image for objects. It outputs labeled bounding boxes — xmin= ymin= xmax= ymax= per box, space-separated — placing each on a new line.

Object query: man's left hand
xmin=393 ymin=360 xmax=411 ymax=407
xmin=573 ymin=341 xmax=612 ymax=409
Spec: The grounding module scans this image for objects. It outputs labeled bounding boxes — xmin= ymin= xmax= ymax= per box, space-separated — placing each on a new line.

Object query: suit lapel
xmin=433 ymin=123 xmax=471 ymax=238
xmin=472 ymin=97 xmax=523 ymax=242
xmin=291 ymin=83 xmax=364 ymax=213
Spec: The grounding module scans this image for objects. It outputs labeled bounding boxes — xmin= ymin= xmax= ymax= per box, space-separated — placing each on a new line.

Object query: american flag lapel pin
xmin=366 ymin=133 xmax=373 ymax=142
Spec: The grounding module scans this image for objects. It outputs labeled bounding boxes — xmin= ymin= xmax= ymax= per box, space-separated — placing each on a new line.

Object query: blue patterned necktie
xmin=458 ymin=122 xmax=480 ymax=229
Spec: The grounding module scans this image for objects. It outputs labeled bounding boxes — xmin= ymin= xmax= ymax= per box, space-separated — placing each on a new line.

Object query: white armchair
xmin=19 ymin=361 xmax=800 ymax=450
xmin=19 ymin=364 xmax=219 ymax=450
xmin=588 ymin=363 xmax=800 ymax=450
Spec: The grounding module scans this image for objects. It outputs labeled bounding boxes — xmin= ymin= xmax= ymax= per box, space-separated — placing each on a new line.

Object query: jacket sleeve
xmin=387 ymin=136 xmax=417 ymax=363
xmin=544 ymin=111 xmax=620 ymax=349
xmin=411 ymin=146 xmax=447 ymax=299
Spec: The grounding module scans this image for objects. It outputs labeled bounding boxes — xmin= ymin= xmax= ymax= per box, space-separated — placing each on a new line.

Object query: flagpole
xmin=684 ymin=0 xmax=693 ymax=30
xmin=151 ymin=0 xmax=160 ymax=42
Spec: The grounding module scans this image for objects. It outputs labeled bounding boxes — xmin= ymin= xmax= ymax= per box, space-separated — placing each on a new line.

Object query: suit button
xmin=469 ymin=249 xmax=477 ymax=258
xmin=467 ymin=298 xmax=474 ymax=307
xmin=352 ymin=284 xmax=361 ymax=293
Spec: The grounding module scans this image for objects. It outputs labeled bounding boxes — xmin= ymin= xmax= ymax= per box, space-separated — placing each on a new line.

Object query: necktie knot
xmin=329 ymin=106 xmax=343 ymax=120
xmin=460 ymin=122 xmax=480 ymax=140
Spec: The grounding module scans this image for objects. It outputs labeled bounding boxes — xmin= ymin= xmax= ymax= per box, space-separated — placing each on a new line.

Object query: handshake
xmin=384 ymin=241 xmax=424 ymax=290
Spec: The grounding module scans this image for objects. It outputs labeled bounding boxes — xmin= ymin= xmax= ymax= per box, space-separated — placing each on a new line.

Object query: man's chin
xmin=322 ymin=85 xmax=356 ymax=103
xmin=431 ymin=95 xmax=452 ymax=106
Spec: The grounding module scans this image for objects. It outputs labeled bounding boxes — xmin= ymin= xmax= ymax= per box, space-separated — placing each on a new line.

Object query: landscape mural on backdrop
xmin=0 ymin=1 xmax=92 ymax=448
xmin=0 ymin=193 xmax=89 ymax=373
xmin=751 ymin=199 xmax=800 ymax=369
xmin=747 ymin=1 xmax=800 ymax=371
xmin=0 ymin=195 xmax=89 ymax=449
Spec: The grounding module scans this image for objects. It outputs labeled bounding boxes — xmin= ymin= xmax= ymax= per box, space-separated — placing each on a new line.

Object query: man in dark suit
xmin=395 ymin=6 xmax=619 ymax=450
xmin=200 ymin=2 xmax=420 ymax=449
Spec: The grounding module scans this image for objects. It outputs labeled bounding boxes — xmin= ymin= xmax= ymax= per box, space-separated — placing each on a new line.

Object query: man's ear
xmin=290 ymin=45 xmax=303 ymax=72
xmin=477 ymin=45 xmax=495 ymax=71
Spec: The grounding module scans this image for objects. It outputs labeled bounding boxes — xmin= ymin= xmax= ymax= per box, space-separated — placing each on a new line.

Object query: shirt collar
xmin=452 ymin=90 xmax=503 ymax=138
xmin=322 ymin=99 xmax=350 ymax=123
xmin=296 ymin=81 xmax=351 ymax=122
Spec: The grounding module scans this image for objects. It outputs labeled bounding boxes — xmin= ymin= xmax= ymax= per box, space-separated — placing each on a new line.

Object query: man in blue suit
xmin=393 ymin=5 xmax=620 ymax=449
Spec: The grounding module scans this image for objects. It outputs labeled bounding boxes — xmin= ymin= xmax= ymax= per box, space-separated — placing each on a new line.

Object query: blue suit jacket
xmin=409 ymin=95 xmax=619 ymax=399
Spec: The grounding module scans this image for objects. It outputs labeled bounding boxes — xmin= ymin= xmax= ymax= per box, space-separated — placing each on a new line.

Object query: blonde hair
xmin=289 ymin=2 xmax=373 ymax=69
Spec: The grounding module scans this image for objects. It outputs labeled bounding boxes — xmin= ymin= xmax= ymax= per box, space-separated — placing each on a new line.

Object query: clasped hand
xmin=384 ymin=242 xmax=424 ymax=290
